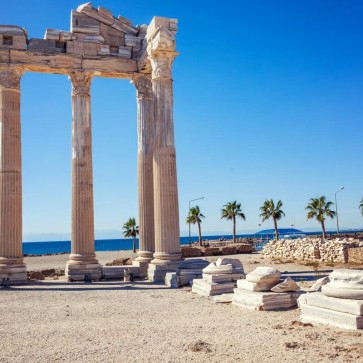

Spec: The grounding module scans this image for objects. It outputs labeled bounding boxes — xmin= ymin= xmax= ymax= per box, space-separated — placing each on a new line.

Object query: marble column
xmin=131 ymin=74 xmax=155 ymax=277
xmin=0 ymin=66 xmax=26 ymax=284
xmin=147 ymin=29 xmax=182 ymax=282
xmin=66 ymin=71 xmax=101 ymax=281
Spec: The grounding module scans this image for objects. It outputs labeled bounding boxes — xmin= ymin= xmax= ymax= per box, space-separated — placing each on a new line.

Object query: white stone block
xmin=203 ymin=274 xmax=232 ymax=283
xmin=213 ymin=293 xmax=234 ymax=304
xmin=192 ymin=279 xmax=235 ymax=297
xmin=299 ymin=292 xmax=363 ymax=316
xmin=270 ymin=277 xmax=300 ymax=292
xmin=299 ymin=299 xmax=363 ymax=330
xmin=232 ymin=288 xmax=301 ymax=311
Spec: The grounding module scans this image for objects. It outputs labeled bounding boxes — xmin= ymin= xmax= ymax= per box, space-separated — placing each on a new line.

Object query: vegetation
xmin=305 ymin=196 xmax=336 ymax=239
xmin=122 ymin=217 xmax=139 ymax=253
xmin=221 ymin=201 xmax=246 ymax=243
xmin=360 ymin=198 xmax=363 ymax=217
xmin=259 ymin=199 xmax=285 ymax=241
xmin=186 ymin=205 xmax=205 ymax=246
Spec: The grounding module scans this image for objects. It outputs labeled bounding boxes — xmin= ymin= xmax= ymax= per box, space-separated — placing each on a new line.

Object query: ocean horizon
xmin=22 ymin=229 xmax=363 ymax=255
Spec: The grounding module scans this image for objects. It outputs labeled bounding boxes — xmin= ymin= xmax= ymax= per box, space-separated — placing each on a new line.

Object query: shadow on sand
xmin=1 ymin=279 xmax=168 ymax=292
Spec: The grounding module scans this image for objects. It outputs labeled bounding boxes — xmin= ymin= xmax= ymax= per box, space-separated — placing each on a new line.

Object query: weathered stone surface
xmin=213 ymin=293 xmax=234 ymax=304
xmin=71 ymin=10 xmax=101 ymax=35
xmin=348 ymin=246 xmax=363 ymax=264
xmin=181 ymin=247 xmax=202 ymax=258
xmin=28 ymin=39 xmax=61 ymax=53
xmin=216 ymin=257 xmax=244 ymax=274
xmin=308 ymin=276 xmax=330 ymax=292
xmin=203 ymin=274 xmax=232 ymax=284
xmin=192 ymin=279 xmax=235 ymax=297
xmin=322 ymin=269 xmax=363 ymax=299
xmin=100 ymin=23 xmax=124 ymax=47
xmin=233 ymin=289 xmax=301 ymax=311
xmin=270 ymin=277 xmax=300 ymax=292
xmin=101 ymin=266 xmax=139 ymax=279
xmin=177 ymin=259 xmax=209 ymax=270
xmin=0 ymin=26 xmax=27 ymax=50
xmin=202 ymin=261 xmax=232 ymax=275
xmin=201 ymin=247 xmax=220 ymax=256
xmin=246 ymin=267 xmax=281 ymax=291
xmin=300 ymin=292 xmax=363 ymax=316
xmin=0 ymin=68 xmax=26 ymax=284
xmin=165 ymin=272 xmax=179 ymax=288
xmin=237 ymin=279 xmax=265 ymax=292
xmin=264 ymin=237 xmax=363 ymax=263
xmin=29 ymin=271 xmax=44 ymax=280
xmin=299 ymin=294 xmax=363 ymax=330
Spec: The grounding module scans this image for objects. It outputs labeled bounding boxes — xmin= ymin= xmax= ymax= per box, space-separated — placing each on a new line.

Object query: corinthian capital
xmin=131 ymin=74 xmax=153 ymax=99
xmin=69 ymin=71 xmax=93 ymax=97
xmin=148 ymin=26 xmax=178 ymax=80
xmin=0 ymin=67 xmax=24 ymax=89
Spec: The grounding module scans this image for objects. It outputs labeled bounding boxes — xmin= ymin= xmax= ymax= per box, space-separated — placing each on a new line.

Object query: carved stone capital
xmin=147 ymin=26 xmax=178 ymax=80
xmin=131 ymin=74 xmax=153 ymax=99
xmin=0 ymin=67 xmax=24 ymax=89
xmin=69 ymin=71 xmax=93 ymax=97
xmin=149 ymin=51 xmax=177 ymax=80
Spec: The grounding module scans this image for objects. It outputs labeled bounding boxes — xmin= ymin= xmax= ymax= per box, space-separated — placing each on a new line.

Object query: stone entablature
xmin=0 ymin=2 xmax=181 ymax=283
xmin=0 ymin=3 xmax=178 ymax=78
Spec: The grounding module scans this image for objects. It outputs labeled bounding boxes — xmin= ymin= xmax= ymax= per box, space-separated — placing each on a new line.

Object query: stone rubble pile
xmin=299 ymin=269 xmax=363 ymax=330
xmin=191 ymin=258 xmax=245 ymax=297
xmin=263 ymin=238 xmax=363 ymax=263
xmin=165 ymin=259 xmax=210 ymax=288
xmin=232 ymin=267 xmax=302 ymax=311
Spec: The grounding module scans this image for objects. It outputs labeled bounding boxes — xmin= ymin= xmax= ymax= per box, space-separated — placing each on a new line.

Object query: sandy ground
xmin=1 ymin=252 xmax=363 ymax=363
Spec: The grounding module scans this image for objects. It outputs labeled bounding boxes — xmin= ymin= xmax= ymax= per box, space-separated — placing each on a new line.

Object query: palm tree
xmin=221 ymin=201 xmax=246 ymax=243
xmin=122 ymin=217 xmax=139 ymax=253
xmin=360 ymin=198 xmax=363 ymax=217
xmin=306 ymin=196 xmax=336 ymax=239
xmin=259 ymin=199 xmax=285 ymax=241
xmin=186 ymin=205 xmax=205 ymax=246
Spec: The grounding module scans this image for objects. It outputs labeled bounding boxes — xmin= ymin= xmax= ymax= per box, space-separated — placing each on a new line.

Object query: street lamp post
xmin=335 ymin=186 xmax=344 ymax=235
xmin=188 ymin=196 xmax=204 ymax=245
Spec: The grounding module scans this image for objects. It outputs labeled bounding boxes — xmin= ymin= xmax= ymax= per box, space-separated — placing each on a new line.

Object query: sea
xmin=22 ymin=229 xmax=363 ymax=255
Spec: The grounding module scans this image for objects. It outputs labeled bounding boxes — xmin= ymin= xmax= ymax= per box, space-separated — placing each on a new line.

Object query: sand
xmin=1 ymin=251 xmax=362 ymax=363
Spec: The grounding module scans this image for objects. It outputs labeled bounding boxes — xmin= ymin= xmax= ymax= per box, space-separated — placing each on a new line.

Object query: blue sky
xmin=2 ymin=1 xmax=363 ymax=240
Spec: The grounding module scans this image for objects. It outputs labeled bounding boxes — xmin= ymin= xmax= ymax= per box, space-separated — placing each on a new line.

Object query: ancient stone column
xmin=147 ymin=27 xmax=182 ymax=282
xmin=66 ymin=71 xmax=101 ymax=281
xmin=0 ymin=66 xmax=26 ymax=284
xmin=131 ymin=74 xmax=155 ymax=277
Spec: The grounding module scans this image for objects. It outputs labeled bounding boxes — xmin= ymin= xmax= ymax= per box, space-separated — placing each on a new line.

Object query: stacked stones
xmin=299 ymin=269 xmax=363 ymax=330
xmin=41 ymin=3 xmax=152 ymax=59
xmin=192 ymin=258 xmax=245 ymax=297
xmin=232 ymin=267 xmax=301 ymax=311
xmin=165 ymin=259 xmax=210 ymax=288
xmin=263 ymin=238 xmax=363 ymax=263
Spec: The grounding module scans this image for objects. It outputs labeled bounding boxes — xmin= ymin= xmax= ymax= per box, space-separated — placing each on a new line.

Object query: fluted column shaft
xmin=0 ymin=66 xmax=26 ymax=283
xmin=66 ymin=71 xmax=100 ymax=281
xmin=150 ymin=50 xmax=181 ymax=264
xmin=132 ymin=75 xmax=155 ymax=262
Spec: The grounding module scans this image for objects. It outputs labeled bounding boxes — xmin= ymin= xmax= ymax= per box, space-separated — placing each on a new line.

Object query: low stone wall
xmin=181 ymin=243 xmax=253 ymax=258
xmin=263 ymin=238 xmax=363 ymax=263
xmin=347 ymin=247 xmax=363 ymax=264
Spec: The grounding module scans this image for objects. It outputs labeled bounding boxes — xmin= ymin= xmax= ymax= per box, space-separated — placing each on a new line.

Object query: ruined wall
xmin=263 ymin=238 xmax=363 ymax=263
xmin=347 ymin=247 xmax=363 ymax=264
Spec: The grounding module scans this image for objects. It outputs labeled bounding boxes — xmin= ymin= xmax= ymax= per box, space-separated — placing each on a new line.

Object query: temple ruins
xmin=0 ymin=2 xmax=181 ymax=283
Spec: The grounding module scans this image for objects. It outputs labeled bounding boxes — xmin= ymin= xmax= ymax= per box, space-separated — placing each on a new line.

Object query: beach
xmin=0 ymin=251 xmax=362 ymax=362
